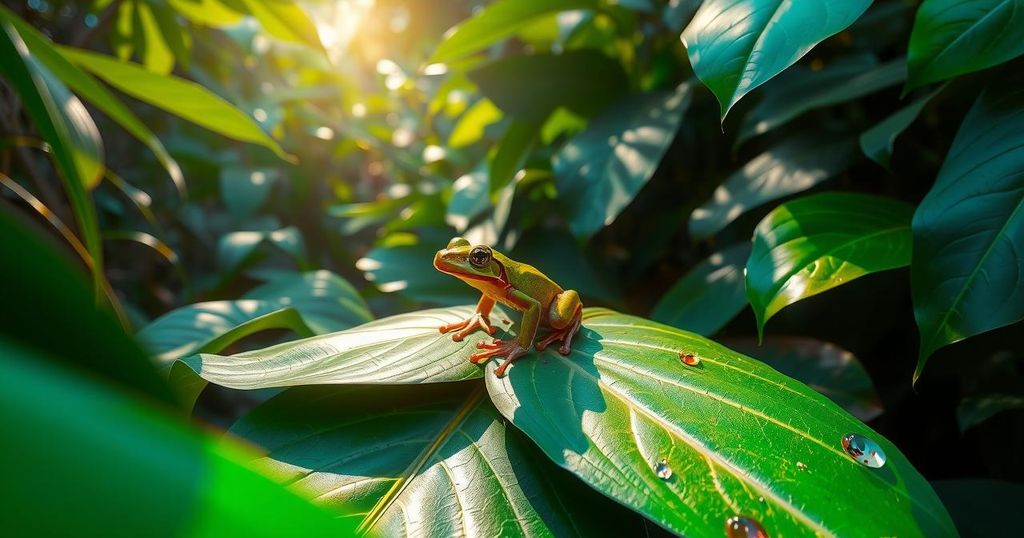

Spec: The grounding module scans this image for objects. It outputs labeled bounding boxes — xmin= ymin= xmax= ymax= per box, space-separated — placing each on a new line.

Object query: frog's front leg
xmin=471 ymin=290 xmax=539 ymax=376
xmin=536 ymin=289 xmax=582 ymax=355
xmin=439 ymin=295 xmax=496 ymax=341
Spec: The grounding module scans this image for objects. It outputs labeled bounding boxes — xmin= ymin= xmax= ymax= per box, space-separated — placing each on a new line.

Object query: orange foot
xmin=535 ymin=312 xmax=582 ymax=355
xmin=470 ymin=338 xmax=529 ymax=377
xmin=439 ymin=313 xmax=496 ymax=341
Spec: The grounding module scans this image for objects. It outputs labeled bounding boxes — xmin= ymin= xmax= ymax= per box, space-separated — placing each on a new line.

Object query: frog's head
xmin=434 ymin=237 xmax=506 ymax=289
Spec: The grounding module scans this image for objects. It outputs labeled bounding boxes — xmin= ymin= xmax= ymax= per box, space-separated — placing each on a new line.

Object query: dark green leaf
xmin=957 ymin=394 xmax=1024 ymax=432
xmin=860 ymin=86 xmax=943 ymax=168
xmin=555 ymin=83 xmax=692 ymax=237
xmin=485 ymin=308 xmax=954 ymax=535
xmin=689 ymin=135 xmax=856 ymax=240
xmin=747 ymin=193 xmax=914 ymax=336
xmin=135 ymin=0 xmax=174 ymax=74
xmin=220 ymin=166 xmax=277 ymax=218
xmin=651 ymin=243 xmax=750 ymax=336
xmin=244 ymin=270 xmax=373 ymax=334
xmin=431 ymin=0 xmax=597 ymax=62
xmin=911 ymin=84 xmax=1024 ymax=381
xmin=906 ymin=0 xmax=1024 ymax=91
xmin=357 ymin=239 xmax=477 ymax=305
xmin=446 ymin=169 xmax=491 ymax=232
xmin=468 ymin=50 xmax=628 ymax=122
xmin=682 ymin=0 xmax=872 ymax=119
xmin=489 ymin=120 xmax=539 ymax=196
xmin=59 ymin=46 xmax=289 ymax=160
xmin=229 ymin=384 xmax=644 ymax=535
xmin=218 ymin=226 xmax=306 ymax=271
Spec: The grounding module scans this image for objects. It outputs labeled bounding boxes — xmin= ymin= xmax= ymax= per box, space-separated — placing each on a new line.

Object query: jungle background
xmin=1 ymin=0 xmax=1022 ymax=536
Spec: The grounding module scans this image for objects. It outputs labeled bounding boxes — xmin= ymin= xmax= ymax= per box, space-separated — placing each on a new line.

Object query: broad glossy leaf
xmin=957 ymin=394 xmax=1024 ymax=432
xmin=651 ymin=243 xmax=750 ymax=336
xmin=747 ymin=193 xmax=914 ymax=335
xmin=229 ymin=384 xmax=644 ymax=535
xmin=240 ymin=0 xmax=323 ymax=51
xmin=555 ymin=83 xmax=692 ymax=237
xmin=723 ymin=336 xmax=883 ymax=421
xmin=1 ymin=341 xmax=355 ymax=537
xmin=1 ymin=7 xmax=184 ymax=192
xmin=448 ymin=98 xmax=502 ymax=148
xmin=738 ymin=57 xmax=905 ymax=145
xmin=59 ymin=46 xmax=288 ymax=159
xmin=490 ymin=120 xmax=539 ymax=195
xmin=0 ymin=21 xmax=104 ymax=288
xmin=218 ymin=226 xmax=306 ymax=271
xmin=911 ymin=84 xmax=1024 ymax=380
xmin=682 ymin=0 xmax=872 ymax=118
xmin=906 ymin=0 xmax=1024 ymax=91
xmin=357 ymin=240 xmax=477 ymax=305
xmin=221 ymin=166 xmax=277 ymax=218
xmin=244 ymin=269 xmax=373 ymax=334
xmin=485 ymin=308 xmax=954 ymax=536
xmin=179 ymin=306 xmax=516 ymax=388
xmin=860 ymin=86 xmax=942 ymax=168
xmin=689 ymin=135 xmax=856 ymax=240
xmin=431 ymin=0 xmax=597 ymax=62
xmin=468 ymin=50 xmax=628 ymax=122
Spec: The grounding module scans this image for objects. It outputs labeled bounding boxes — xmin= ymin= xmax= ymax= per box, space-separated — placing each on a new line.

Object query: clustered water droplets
xmin=841 ymin=433 xmax=886 ymax=468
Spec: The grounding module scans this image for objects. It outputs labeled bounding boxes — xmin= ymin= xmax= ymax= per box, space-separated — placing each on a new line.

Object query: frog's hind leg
xmin=536 ymin=290 xmax=583 ymax=355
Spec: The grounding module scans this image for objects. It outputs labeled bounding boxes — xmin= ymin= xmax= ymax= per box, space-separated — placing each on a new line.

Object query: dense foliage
xmin=2 ymin=0 xmax=1023 ymax=536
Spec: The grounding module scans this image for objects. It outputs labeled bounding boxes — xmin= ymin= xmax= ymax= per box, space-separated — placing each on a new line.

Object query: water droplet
xmin=680 ymin=353 xmax=701 ymax=366
xmin=841 ymin=433 xmax=886 ymax=468
xmin=725 ymin=515 xmax=768 ymax=538
xmin=796 ymin=461 xmax=807 ymax=471
xmin=758 ymin=496 xmax=765 ymax=503
xmin=654 ymin=459 xmax=672 ymax=480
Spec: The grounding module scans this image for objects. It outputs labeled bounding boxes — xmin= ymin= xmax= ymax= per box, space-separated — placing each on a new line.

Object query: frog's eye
xmin=447 ymin=237 xmax=470 ymax=249
xmin=469 ymin=246 xmax=492 ymax=268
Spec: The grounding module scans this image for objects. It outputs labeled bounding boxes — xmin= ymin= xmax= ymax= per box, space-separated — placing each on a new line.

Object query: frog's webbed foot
xmin=535 ymin=309 xmax=583 ymax=355
xmin=439 ymin=313 xmax=496 ymax=341
xmin=470 ymin=339 xmax=529 ymax=377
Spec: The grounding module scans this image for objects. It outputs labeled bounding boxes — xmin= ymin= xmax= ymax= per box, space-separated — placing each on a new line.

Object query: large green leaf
xmin=957 ymin=394 xmax=1024 ymax=432
xmin=244 ymin=270 xmax=373 ymax=334
xmin=430 ymin=0 xmax=597 ymax=62
xmin=737 ymin=57 xmax=905 ymax=145
xmin=860 ymin=86 xmax=943 ymax=168
xmin=682 ymin=0 xmax=873 ymax=119
xmin=220 ymin=165 xmax=277 ymax=218
xmin=0 ymin=341 xmax=356 ymax=537
xmin=179 ymin=306 xmax=516 ymax=389
xmin=448 ymin=98 xmax=503 ymax=148
xmin=485 ymin=308 xmax=955 ymax=535
xmin=218 ymin=226 xmax=306 ymax=272
xmin=747 ymin=193 xmax=914 ymax=336
xmin=240 ymin=0 xmax=323 ymax=51
xmin=468 ymin=51 xmax=628 ymax=122
xmin=911 ymin=84 xmax=1024 ymax=380
xmin=0 ymin=6 xmax=184 ymax=193
xmin=58 ymin=46 xmax=288 ymax=159
xmin=651 ymin=243 xmax=750 ymax=336
xmin=906 ymin=0 xmax=1024 ymax=91
xmin=489 ymin=120 xmax=540 ymax=196
xmin=0 ymin=21 xmax=104 ymax=289
xmin=689 ymin=135 xmax=856 ymax=240
xmin=554 ymin=83 xmax=692 ymax=237
xmin=229 ymin=383 xmax=644 ymax=535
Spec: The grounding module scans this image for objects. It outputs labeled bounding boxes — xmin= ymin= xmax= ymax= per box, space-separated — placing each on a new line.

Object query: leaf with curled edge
xmin=485 ymin=308 xmax=953 ymax=536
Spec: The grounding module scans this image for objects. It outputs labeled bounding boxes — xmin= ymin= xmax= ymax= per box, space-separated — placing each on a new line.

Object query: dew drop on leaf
xmin=654 ymin=459 xmax=673 ymax=480
xmin=725 ymin=515 xmax=769 ymax=538
xmin=796 ymin=461 xmax=807 ymax=471
xmin=841 ymin=433 xmax=886 ymax=468
xmin=680 ymin=353 xmax=701 ymax=366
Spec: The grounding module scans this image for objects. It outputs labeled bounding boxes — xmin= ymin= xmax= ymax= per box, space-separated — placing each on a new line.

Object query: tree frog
xmin=433 ymin=237 xmax=583 ymax=376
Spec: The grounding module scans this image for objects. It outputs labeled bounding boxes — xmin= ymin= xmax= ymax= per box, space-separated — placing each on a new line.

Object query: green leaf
xmin=489 ymin=120 xmax=539 ymax=196
xmin=722 ymin=336 xmax=883 ymax=421
xmin=150 ymin=2 xmax=192 ymax=70
xmin=0 ymin=21 xmax=104 ymax=289
xmin=218 ymin=226 xmax=306 ymax=271
xmin=220 ymin=166 xmax=277 ymax=218
xmin=747 ymin=193 xmax=914 ymax=336
xmin=59 ymin=45 xmax=289 ymax=160
xmin=135 ymin=0 xmax=174 ymax=74
xmin=689 ymin=135 xmax=856 ymax=240
xmin=485 ymin=308 xmax=955 ymax=535
xmin=357 ymin=238 xmax=478 ymax=305
xmin=169 ymin=0 xmax=244 ymax=27
xmin=957 ymin=394 xmax=1024 ymax=432
xmin=468 ymin=50 xmax=628 ymax=122
xmin=911 ymin=84 xmax=1024 ymax=380
xmin=244 ymin=269 xmax=373 ymax=334
xmin=448 ymin=97 xmax=502 ymax=148
xmin=682 ymin=0 xmax=872 ymax=119
xmin=229 ymin=384 xmax=645 ymax=535
xmin=555 ymin=82 xmax=692 ymax=237
xmin=0 ymin=341 xmax=356 ymax=537
xmin=906 ymin=0 xmax=1024 ymax=91
xmin=179 ymin=306 xmax=517 ymax=389
xmin=737 ymin=57 xmax=905 ymax=145
xmin=430 ymin=0 xmax=597 ymax=62
xmin=0 ymin=6 xmax=184 ymax=193
xmin=240 ymin=0 xmax=323 ymax=51
xmin=860 ymin=86 xmax=943 ymax=168
xmin=446 ymin=169 xmax=491 ymax=232
xmin=651 ymin=243 xmax=750 ymax=336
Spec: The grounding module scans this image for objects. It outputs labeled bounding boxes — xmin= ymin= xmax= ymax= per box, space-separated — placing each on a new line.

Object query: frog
xmin=433 ymin=237 xmax=583 ymax=377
